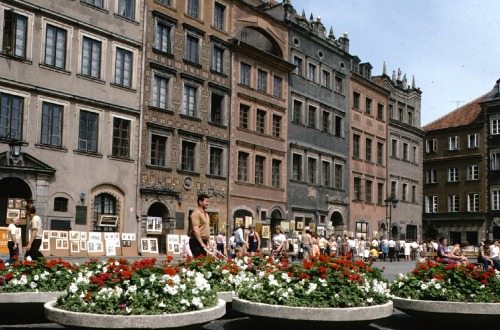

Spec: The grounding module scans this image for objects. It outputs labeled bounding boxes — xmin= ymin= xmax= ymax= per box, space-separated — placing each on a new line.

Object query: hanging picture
xmin=261 ymin=225 xmax=270 ymax=239
xmin=245 ymin=216 xmax=252 ymax=228
xmin=280 ymin=221 xmax=289 ymax=233
xmin=317 ymin=226 xmax=325 ymax=236
xmin=146 ymin=216 xmax=162 ymax=233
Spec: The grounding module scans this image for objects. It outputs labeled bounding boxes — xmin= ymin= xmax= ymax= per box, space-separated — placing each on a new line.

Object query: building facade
xmin=373 ymin=67 xmax=424 ymax=241
xmin=0 ymin=0 xmax=142 ymax=243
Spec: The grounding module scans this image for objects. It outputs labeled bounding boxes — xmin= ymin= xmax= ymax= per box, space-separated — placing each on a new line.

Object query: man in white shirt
xmin=490 ymin=240 xmax=500 ymax=271
xmin=25 ymin=206 xmax=44 ymax=260
xmin=234 ymin=226 xmax=245 ymax=248
xmin=7 ymin=217 xmax=20 ymax=263
xmin=387 ymin=237 xmax=396 ymax=262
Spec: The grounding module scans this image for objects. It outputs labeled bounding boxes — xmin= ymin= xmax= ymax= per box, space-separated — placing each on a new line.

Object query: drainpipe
xmin=136 ymin=0 xmax=148 ymax=253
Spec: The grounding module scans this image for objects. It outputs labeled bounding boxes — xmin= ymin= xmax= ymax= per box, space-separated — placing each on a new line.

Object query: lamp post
xmin=8 ymin=139 xmax=23 ymax=165
xmin=384 ymin=196 xmax=399 ymax=238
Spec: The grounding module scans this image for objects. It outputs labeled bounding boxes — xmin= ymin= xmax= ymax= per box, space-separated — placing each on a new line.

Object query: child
xmin=369 ymin=246 xmax=378 ymax=263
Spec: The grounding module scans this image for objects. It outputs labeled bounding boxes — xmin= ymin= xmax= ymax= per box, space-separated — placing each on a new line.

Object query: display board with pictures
xmin=87 ymin=232 xmax=105 ymax=257
xmin=6 ymin=198 xmax=28 ymax=225
xmin=140 ymin=237 xmax=159 ymax=257
xmin=48 ymin=230 xmax=70 ymax=257
xmin=121 ymin=233 xmax=138 ymax=257
xmin=104 ymin=232 xmax=121 ymax=256
xmin=146 ymin=216 xmax=162 ymax=233
xmin=167 ymin=234 xmax=180 ymax=256
xmin=69 ymin=231 xmax=86 ymax=257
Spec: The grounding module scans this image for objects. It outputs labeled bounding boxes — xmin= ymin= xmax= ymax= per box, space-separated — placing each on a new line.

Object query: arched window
xmin=54 ymin=197 xmax=68 ymax=212
xmin=92 ymin=192 xmax=119 ymax=232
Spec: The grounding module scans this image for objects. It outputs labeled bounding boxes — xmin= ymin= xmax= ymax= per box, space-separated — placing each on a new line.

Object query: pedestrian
xmin=246 ymin=225 xmax=261 ymax=256
xmin=7 ymin=217 xmax=21 ymax=263
xmin=215 ymin=231 xmax=226 ymax=256
xmin=188 ymin=194 xmax=210 ymax=258
xmin=25 ymin=207 xmax=44 ymax=260
xmin=234 ymin=225 xmax=245 ymax=249
xmin=228 ymin=231 xmax=236 ymax=259
xmin=271 ymin=225 xmax=286 ymax=258
xmin=387 ymin=237 xmax=396 ymax=262
xmin=301 ymin=229 xmax=313 ymax=260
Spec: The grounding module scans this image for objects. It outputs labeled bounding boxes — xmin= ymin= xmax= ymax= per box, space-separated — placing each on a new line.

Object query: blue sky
xmin=290 ymin=0 xmax=500 ymax=126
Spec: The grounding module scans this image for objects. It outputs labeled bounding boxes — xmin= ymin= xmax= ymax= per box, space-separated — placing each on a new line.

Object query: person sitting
xmin=478 ymin=240 xmax=493 ymax=271
xmin=449 ymin=241 xmax=469 ymax=266
xmin=437 ymin=237 xmax=459 ymax=264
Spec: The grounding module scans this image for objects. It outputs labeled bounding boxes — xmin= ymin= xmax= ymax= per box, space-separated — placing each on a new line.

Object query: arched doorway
xmin=0 ymin=177 xmax=32 ymax=245
xmin=329 ymin=211 xmax=344 ymax=237
xmin=147 ymin=202 xmax=169 ymax=254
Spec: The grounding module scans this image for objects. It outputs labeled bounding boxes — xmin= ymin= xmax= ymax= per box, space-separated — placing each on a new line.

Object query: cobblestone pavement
xmin=1 ymin=255 xmax=424 ymax=329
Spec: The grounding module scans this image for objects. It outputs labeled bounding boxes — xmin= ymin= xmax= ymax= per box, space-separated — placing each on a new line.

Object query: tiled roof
xmin=423 ymin=94 xmax=487 ymax=131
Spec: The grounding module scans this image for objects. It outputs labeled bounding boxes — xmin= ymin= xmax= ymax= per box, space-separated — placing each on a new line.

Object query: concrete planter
xmin=232 ymin=297 xmax=393 ymax=329
xmin=393 ymin=297 xmax=500 ymax=326
xmin=44 ymin=299 xmax=226 ymax=329
xmin=0 ymin=291 xmax=64 ymax=324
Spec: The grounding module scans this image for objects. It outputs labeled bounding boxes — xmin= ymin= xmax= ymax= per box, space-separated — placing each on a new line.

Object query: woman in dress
xmin=437 ymin=237 xmax=459 ymax=264
xmin=272 ymin=226 xmax=286 ymax=258
xmin=246 ymin=225 xmax=261 ymax=256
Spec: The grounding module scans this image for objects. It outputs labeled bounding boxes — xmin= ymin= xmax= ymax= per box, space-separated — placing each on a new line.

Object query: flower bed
xmin=390 ymin=260 xmax=500 ymax=302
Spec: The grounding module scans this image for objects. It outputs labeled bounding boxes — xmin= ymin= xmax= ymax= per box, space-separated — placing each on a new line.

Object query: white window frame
xmin=468 ymin=133 xmax=479 ymax=148
xmin=425 ymin=195 xmax=437 ymax=213
xmin=491 ymin=118 xmax=500 ymax=135
xmin=467 ymin=193 xmax=479 ymax=212
xmin=448 ymin=136 xmax=459 ymax=150
xmin=426 ymin=139 xmax=437 ymax=153
xmin=491 ymin=152 xmax=500 ymax=170
xmin=467 ymin=165 xmax=479 ymax=180
xmin=492 ymin=190 xmax=500 ymax=210
xmin=448 ymin=194 xmax=459 ymax=212
xmin=426 ymin=169 xmax=437 ymax=183
xmin=448 ymin=167 xmax=459 ymax=182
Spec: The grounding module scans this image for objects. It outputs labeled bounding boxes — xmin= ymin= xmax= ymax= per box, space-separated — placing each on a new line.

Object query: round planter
xmin=0 ymin=291 xmax=64 ymax=324
xmin=393 ymin=297 xmax=500 ymax=326
xmin=232 ymin=297 xmax=393 ymax=329
xmin=44 ymin=299 xmax=226 ymax=329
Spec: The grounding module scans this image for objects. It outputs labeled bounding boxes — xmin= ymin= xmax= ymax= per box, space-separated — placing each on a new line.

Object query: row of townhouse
xmin=0 ymin=0 xmax=423 ymax=253
xmin=423 ymin=79 xmax=500 ymax=245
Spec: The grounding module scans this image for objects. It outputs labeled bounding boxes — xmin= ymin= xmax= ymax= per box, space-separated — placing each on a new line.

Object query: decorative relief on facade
xmin=326 ymin=194 xmax=349 ymax=205
xmin=183 ymin=177 xmax=193 ymax=191
xmin=307 ymin=187 xmax=317 ymax=200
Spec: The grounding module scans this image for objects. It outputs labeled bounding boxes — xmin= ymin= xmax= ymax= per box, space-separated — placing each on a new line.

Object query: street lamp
xmin=8 ymin=139 xmax=23 ymax=165
xmin=384 ymin=196 xmax=399 ymax=238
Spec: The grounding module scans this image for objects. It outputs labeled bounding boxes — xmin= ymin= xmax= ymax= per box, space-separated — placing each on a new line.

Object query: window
xmin=307 ymin=157 xmax=316 ymax=184
xmin=365 ymin=138 xmax=372 ymax=162
xmin=83 ymin=0 xmax=104 ymax=8
xmin=334 ymin=115 xmax=342 ymax=138
xmin=377 ymin=103 xmax=384 ymax=121
xmin=155 ymin=20 xmax=172 ymax=53
xmin=426 ymin=169 xmax=437 ymax=183
xmin=353 ymin=92 xmax=360 ymax=109
xmin=272 ymin=115 xmax=281 ymax=138
xmin=377 ymin=142 xmax=383 ymax=165
xmin=256 ymin=109 xmax=266 ymax=134
xmin=466 ymin=231 xmax=479 ymax=246
xmin=308 ymin=105 xmax=316 ymax=129
xmin=150 ymin=134 xmax=167 ymax=166
xmin=182 ymin=84 xmax=198 ymax=117
xmin=54 ymin=197 xmax=68 ymax=212
xmin=334 ymin=76 xmax=343 ymax=94
xmin=118 ymin=0 xmax=135 ymax=20
xmin=273 ymin=76 xmax=282 ymax=98
xmin=321 ymin=70 xmax=330 ymax=88
xmin=156 ymin=0 xmax=170 ymax=6
xmin=78 ymin=110 xmax=99 ymax=152
xmin=493 ymin=190 xmax=500 ymax=210
xmin=209 ymin=146 xmax=224 ymax=176
xmin=210 ymin=92 xmax=225 ymax=125
xmin=491 ymin=118 xmax=500 ymax=135
xmin=322 ymin=111 xmax=330 ymax=133
xmin=378 ymin=183 xmax=384 ymax=205
xmin=365 ymin=98 xmax=372 ymax=115
xmin=307 ymin=63 xmax=316 ymax=82
xmin=468 ymin=133 xmax=478 ymax=148
xmin=365 ymin=180 xmax=372 ymax=203
xmin=112 ymin=117 xmax=130 ymax=158
xmin=389 ymin=104 xmax=394 ymax=119
xmin=81 ymin=36 xmax=102 ymax=79
xmin=257 ymin=69 xmax=267 ymax=92
xmin=272 ymin=159 xmax=281 ymax=188
xmin=293 ymin=56 xmax=303 ymax=76
xmin=92 ymin=193 xmax=118 ymax=232
xmin=356 ymin=222 xmax=368 ymax=238
xmin=255 ymin=155 xmax=265 ymax=185
xmin=214 ymin=2 xmax=226 ymax=30
xmin=391 ymin=139 xmax=398 ymax=158
xmin=40 ymin=101 xmax=62 ymax=147
xmin=425 ymin=195 xmax=437 ymax=213
xmin=448 ymin=168 xmax=459 ymax=182
xmin=403 ymin=142 xmax=409 ymax=160
xmin=181 ymin=140 xmax=196 ymax=172
xmin=449 ymin=136 xmax=459 ymax=150
xmin=467 ymin=193 xmax=479 ymax=212
xmin=2 ymin=10 xmax=28 ymax=58
xmin=187 ymin=0 xmax=199 ymax=18
xmin=426 ymin=139 xmax=437 ymax=153
xmin=240 ymin=62 xmax=250 ymax=86
xmin=151 ymin=73 xmax=171 ymax=110
xmin=292 ymin=154 xmax=302 ymax=181
xmin=468 ymin=165 xmax=479 ymax=180
xmin=491 ymin=152 xmax=500 ymax=170
xmin=391 ymin=181 xmax=397 ymax=198
xmin=449 ymin=195 xmax=459 ymax=212
xmin=353 ymin=134 xmax=360 ymax=158
xmin=402 ymin=183 xmax=408 ymax=201
xmin=334 ymin=164 xmax=343 ymax=189
xmin=237 ymin=152 xmax=248 ymax=181
xmin=322 ymin=161 xmax=330 ymax=186
xmin=44 ymin=24 xmax=67 ymax=69
xmin=185 ymin=34 xmax=200 ymax=63
xmin=413 ymin=146 xmax=418 ymax=162
xmin=408 ymin=111 xmax=413 ymax=125
xmin=292 ymin=100 xmax=302 ymax=124
xmin=412 ymin=185 xmax=417 ymax=203
xmin=353 ymin=177 xmax=361 ymax=200
xmin=239 ymin=104 xmax=249 ymax=129
xmin=114 ymin=47 xmax=133 ymax=88
xmin=211 ymin=44 xmax=225 ymax=73
xmin=399 ymin=108 xmax=404 ymax=121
